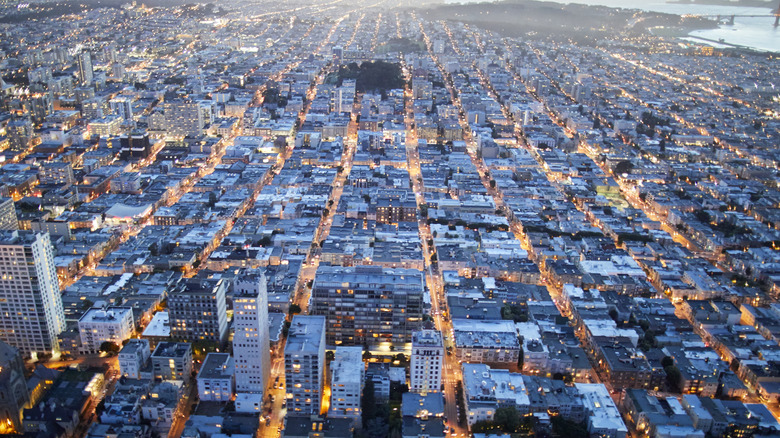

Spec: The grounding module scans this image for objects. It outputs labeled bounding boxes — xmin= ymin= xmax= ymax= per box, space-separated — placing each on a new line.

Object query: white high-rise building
xmin=109 ymin=96 xmax=134 ymax=121
xmin=285 ymin=315 xmax=326 ymax=415
xmin=77 ymin=51 xmax=93 ymax=86
xmin=410 ymin=330 xmax=444 ymax=394
xmin=329 ymin=346 xmax=364 ymax=421
xmin=0 ymin=231 xmax=66 ymax=356
xmin=164 ymin=99 xmax=204 ymax=138
xmin=78 ymin=306 xmax=135 ymax=354
xmin=0 ymin=198 xmax=18 ymax=230
xmin=233 ymin=269 xmax=271 ymax=395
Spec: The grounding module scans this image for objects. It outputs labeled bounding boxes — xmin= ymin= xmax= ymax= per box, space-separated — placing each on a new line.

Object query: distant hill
xmin=667 ymin=0 xmax=776 ymax=8
xmin=0 ymin=0 xmax=218 ymax=23
xmin=417 ymin=0 xmax=717 ymax=41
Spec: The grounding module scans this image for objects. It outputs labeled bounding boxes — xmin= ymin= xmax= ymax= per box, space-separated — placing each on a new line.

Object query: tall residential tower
xmin=233 ymin=269 xmax=271 ymax=395
xmin=77 ymin=51 xmax=93 ymax=86
xmin=310 ymin=266 xmax=424 ymax=345
xmin=0 ymin=231 xmax=66 ymax=356
xmin=285 ymin=315 xmax=326 ymax=416
xmin=410 ymin=330 xmax=444 ymax=394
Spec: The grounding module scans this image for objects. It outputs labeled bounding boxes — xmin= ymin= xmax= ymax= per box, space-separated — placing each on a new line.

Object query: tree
xmin=362 ymin=379 xmax=377 ymax=422
xmin=207 ymin=191 xmax=218 ymax=208
xmin=337 ymin=60 xmax=405 ymax=93
xmin=493 ymin=406 xmax=521 ymax=433
xmin=288 ymin=303 xmax=302 ymax=316
xmin=664 ymin=365 xmax=682 ymax=393
xmin=694 ymin=210 xmax=711 ymax=224
xmin=614 ymin=160 xmax=633 ymax=176
xmin=363 ymin=418 xmax=389 ymax=438
xmin=80 ymin=298 xmax=95 ymax=310
xmin=325 ymin=350 xmax=335 ymax=361
xmin=99 ymin=341 xmax=120 ymax=355
xmin=551 ymin=416 xmax=589 ymax=438
xmin=517 ymin=337 xmax=525 ymax=369
xmin=95 ymin=399 xmax=106 ymax=416
xmin=501 ymin=304 xmax=527 ymax=322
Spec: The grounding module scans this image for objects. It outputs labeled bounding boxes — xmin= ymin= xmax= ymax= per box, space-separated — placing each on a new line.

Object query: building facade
xmin=151 ymin=342 xmax=193 ymax=383
xmin=118 ymin=339 xmax=151 ymax=379
xmin=410 ymin=330 xmax=444 ymax=394
xmin=168 ymin=278 xmax=228 ymax=344
xmin=310 ymin=266 xmax=424 ymax=345
xmin=119 ymin=132 xmax=152 ymax=160
xmin=197 ymin=353 xmax=234 ymax=402
xmin=78 ymin=306 xmax=135 ymax=354
xmin=164 ymin=99 xmax=204 ymax=138
xmin=0 ymin=231 xmax=66 ymax=356
xmin=0 ymin=341 xmax=29 ymax=433
xmin=285 ymin=315 xmax=326 ymax=416
xmin=0 ymin=198 xmax=18 ymax=231
xmin=329 ymin=346 xmax=364 ymax=421
xmin=233 ymin=269 xmax=271 ymax=396
xmin=77 ymin=51 xmax=93 ymax=86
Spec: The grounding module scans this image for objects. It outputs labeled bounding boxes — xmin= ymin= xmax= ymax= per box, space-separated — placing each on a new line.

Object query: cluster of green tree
xmin=616 ymin=232 xmax=654 ymax=245
xmin=148 ymin=241 xmax=182 ymax=257
xmin=636 ymin=112 xmax=672 ymax=136
xmin=358 ymin=380 xmax=404 ymax=438
xmin=455 ymin=381 xmax=467 ymax=426
xmin=501 ymin=303 xmax=528 ymax=323
xmin=334 ymin=61 xmax=406 ymax=93
xmin=99 ymin=341 xmax=121 ymax=355
xmin=711 ymin=222 xmax=753 ymax=238
xmin=613 ymin=160 xmax=634 ymax=176
xmin=425 ymin=217 xmax=508 ymax=233
xmin=551 ymin=416 xmax=589 ymax=438
xmin=376 ymin=37 xmax=425 ymax=54
xmin=192 ymin=339 xmax=220 ymax=360
xmin=662 ymin=356 xmax=683 ymax=393
xmin=262 ymin=88 xmax=288 ymax=107
xmin=638 ymin=329 xmax=658 ymax=352
xmin=675 ymin=188 xmax=693 ymax=201
xmin=694 ymin=210 xmax=712 ymax=224
xmin=163 ymin=76 xmax=187 ymax=85
xmin=471 ymin=406 xmax=536 ymax=435
xmin=524 ymin=226 xmax=606 ymax=241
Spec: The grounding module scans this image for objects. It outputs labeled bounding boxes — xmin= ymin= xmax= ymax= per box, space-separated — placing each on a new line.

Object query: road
xmin=400 ymin=57 xmax=465 ymax=436
xmin=252 ymin=7 xmax=368 ymax=438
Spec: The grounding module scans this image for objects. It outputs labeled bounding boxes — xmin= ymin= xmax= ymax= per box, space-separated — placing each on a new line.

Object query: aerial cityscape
xmin=0 ymin=0 xmax=779 ymax=437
